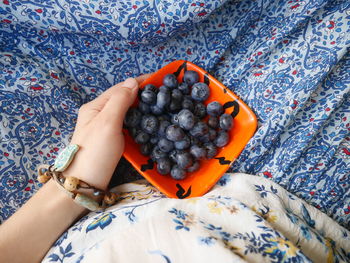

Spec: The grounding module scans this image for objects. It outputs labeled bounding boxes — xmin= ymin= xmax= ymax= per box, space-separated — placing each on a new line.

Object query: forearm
xmin=0 ymin=180 xmax=87 ymax=263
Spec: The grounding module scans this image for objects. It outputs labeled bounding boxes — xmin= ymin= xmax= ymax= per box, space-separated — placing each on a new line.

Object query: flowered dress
xmin=43 ymin=173 xmax=350 ymax=262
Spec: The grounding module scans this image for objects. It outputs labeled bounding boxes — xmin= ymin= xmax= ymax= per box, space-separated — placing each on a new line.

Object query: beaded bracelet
xmin=37 ymin=145 xmax=117 ymax=211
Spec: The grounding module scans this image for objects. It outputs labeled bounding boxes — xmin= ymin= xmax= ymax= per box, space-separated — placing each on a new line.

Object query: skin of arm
xmin=0 ymin=74 xmax=151 ymax=263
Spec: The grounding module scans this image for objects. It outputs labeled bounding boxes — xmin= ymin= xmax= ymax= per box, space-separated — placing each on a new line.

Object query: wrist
xmin=38 ymin=144 xmax=117 ymax=212
xmin=50 ymin=143 xmax=110 ymax=190
xmin=45 ymin=180 xmax=88 ymax=220
xmin=62 ymin=167 xmax=110 ymax=191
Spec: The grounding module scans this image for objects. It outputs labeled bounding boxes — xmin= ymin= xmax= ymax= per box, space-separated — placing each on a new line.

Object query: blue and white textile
xmin=0 ymin=0 xmax=349 ymax=229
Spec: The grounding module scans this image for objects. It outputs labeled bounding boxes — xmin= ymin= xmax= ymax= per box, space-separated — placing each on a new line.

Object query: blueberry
xmin=182 ymin=97 xmax=194 ymax=111
xmin=144 ymin=84 xmax=157 ymax=92
xmin=219 ymin=114 xmax=233 ymax=130
xmin=174 ymin=135 xmax=191 ymax=150
xmin=190 ymin=145 xmax=206 ymax=160
xmin=141 ymin=90 xmax=157 ymax=104
xmin=199 ymin=133 xmax=210 ymax=143
xmin=208 ymin=116 xmax=219 ymax=129
xmin=169 ymin=149 xmax=179 ymax=163
xmin=150 ymin=136 xmax=159 ymax=145
xmin=124 ymin=108 xmax=142 ymax=128
xmin=178 ymin=109 xmax=195 ymax=130
xmin=214 ymin=131 xmax=229 ymax=147
xmin=187 ymin=161 xmax=200 ymax=173
xmin=151 ymin=146 xmax=167 ymax=161
xmin=190 ymin=136 xmax=200 ymax=146
xmin=150 ymin=105 xmax=163 ymax=115
xmin=178 ymin=82 xmax=190 ymax=94
xmin=167 ymin=99 xmax=182 ymax=113
xmin=183 ymin=70 xmax=199 ymax=86
xmin=170 ymin=165 xmax=186 ymax=180
xmin=170 ymin=114 xmax=179 ymax=125
xmin=158 ymin=120 xmax=171 ymax=137
xmin=204 ymin=142 xmax=217 ymax=159
xmin=157 ymin=158 xmax=172 ymax=175
xmin=158 ymin=138 xmax=174 ymax=153
xmin=172 ymin=89 xmax=183 ymax=101
xmin=141 ymin=115 xmax=159 ymax=134
xmin=193 ymin=102 xmax=206 ymax=118
xmin=163 ymin=74 xmax=178 ymax=89
xmin=129 ymin=127 xmax=138 ymax=138
xmin=135 ymin=131 xmax=150 ymax=144
xmin=156 ymin=90 xmax=171 ymax=109
xmin=208 ymin=128 xmax=217 ymax=141
xmin=159 ymin=85 xmax=171 ymax=93
xmin=138 ymin=101 xmax=151 ymax=114
xmin=190 ymin=121 xmax=209 ymax=137
xmin=140 ymin=143 xmax=152 ymax=156
xmin=158 ymin=114 xmax=171 ymax=122
xmin=166 ymin=125 xmax=186 ymax=142
xmin=131 ymin=77 xmax=230 ymax=179
xmin=207 ymin=101 xmax=223 ymax=117
xmin=191 ymin=82 xmax=210 ymax=101
xmin=176 ymin=152 xmax=193 ymax=169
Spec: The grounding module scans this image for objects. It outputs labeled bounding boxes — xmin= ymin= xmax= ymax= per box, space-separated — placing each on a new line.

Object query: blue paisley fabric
xmin=0 ymin=0 xmax=349 ymax=229
xmin=42 ymin=173 xmax=350 ymax=262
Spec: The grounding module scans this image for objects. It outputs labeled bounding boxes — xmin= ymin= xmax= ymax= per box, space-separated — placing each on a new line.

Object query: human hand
xmin=63 ymin=75 xmax=151 ymax=190
xmin=0 ymin=76 xmax=154 ymax=263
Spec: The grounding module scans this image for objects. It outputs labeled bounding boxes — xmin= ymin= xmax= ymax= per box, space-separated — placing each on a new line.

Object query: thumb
xmin=100 ymin=78 xmax=139 ymax=130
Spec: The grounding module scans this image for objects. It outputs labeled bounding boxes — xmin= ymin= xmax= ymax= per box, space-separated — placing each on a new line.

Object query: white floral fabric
xmin=43 ymin=173 xmax=350 ymax=263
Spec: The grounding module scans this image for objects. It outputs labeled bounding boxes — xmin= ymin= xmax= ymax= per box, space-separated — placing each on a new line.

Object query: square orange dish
xmin=122 ymin=60 xmax=257 ymax=199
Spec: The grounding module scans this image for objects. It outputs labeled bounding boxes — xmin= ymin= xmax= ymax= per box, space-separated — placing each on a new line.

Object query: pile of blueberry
xmin=124 ymin=70 xmax=233 ymax=180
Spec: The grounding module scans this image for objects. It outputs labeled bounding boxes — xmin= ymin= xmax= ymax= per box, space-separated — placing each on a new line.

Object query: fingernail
xmin=123 ymin=78 xmax=138 ymax=89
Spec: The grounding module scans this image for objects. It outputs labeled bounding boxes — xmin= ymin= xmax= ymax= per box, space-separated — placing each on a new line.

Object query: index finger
xmin=83 ymin=73 xmax=153 ymax=111
xmin=135 ymin=73 xmax=153 ymax=85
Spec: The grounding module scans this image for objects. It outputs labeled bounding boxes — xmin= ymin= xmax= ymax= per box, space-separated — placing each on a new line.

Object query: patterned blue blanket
xmin=0 ymin=0 xmax=349 ymax=228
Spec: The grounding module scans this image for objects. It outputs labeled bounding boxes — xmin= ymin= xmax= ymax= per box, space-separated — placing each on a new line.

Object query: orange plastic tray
xmin=123 ymin=60 xmax=257 ymax=199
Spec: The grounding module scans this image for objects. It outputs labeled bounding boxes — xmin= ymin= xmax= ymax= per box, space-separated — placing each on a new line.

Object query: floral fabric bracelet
xmin=37 ymin=144 xmax=117 ymax=211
